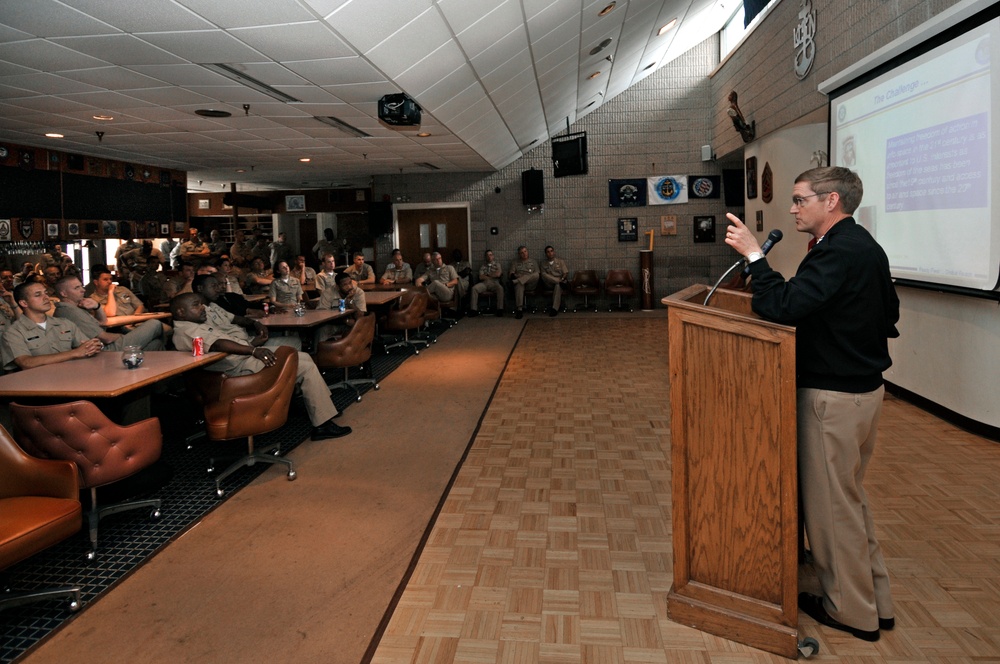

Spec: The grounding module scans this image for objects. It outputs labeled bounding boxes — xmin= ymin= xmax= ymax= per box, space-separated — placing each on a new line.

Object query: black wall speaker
xmin=378 ymin=94 xmax=421 ymax=126
xmin=722 ymin=169 xmax=746 ymax=207
xmin=552 ymin=132 xmax=588 ymax=178
xmin=522 ymin=169 xmax=544 ymax=206
xmin=368 ymin=201 xmax=393 ymax=235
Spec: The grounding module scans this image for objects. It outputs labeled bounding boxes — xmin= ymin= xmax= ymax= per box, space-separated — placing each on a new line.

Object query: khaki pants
xmin=797 ymin=386 xmax=894 ymax=631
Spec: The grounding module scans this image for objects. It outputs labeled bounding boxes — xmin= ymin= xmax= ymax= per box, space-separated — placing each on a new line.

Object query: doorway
xmin=394 ymin=203 xmax=470 ymax=267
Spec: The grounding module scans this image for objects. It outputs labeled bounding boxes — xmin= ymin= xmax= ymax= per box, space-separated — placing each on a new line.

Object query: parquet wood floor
xmin=372 ymin=316 xmax=1000 ymax=663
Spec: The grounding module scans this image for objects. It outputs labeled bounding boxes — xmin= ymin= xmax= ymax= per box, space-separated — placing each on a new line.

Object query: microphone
xmin=741 ymin=229 xmax=783 ymax=277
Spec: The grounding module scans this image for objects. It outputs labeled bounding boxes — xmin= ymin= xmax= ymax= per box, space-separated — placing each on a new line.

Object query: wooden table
xmin=104 ymin=312 xmax=172 ymax=328
xmin=244 ymin=294 xmax=268 ymax=302
xmin=0 ymin=351 xmax=225 ymax=399
xmin=365 ymin=291 xmax=406 ymax=307
xmin=260 ymin=309 xmax=352 ymax=349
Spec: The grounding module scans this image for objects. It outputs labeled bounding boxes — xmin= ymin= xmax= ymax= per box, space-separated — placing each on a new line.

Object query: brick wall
xmin=373 ymin=0 xmax=965 ymax=302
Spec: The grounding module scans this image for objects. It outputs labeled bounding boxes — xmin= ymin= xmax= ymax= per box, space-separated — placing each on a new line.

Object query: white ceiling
xmin=0 ymin=0 xmax=732 ymax=192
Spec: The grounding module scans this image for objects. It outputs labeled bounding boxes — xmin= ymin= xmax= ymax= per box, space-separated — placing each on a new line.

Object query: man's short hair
xmin=54 ymin=274 xmax=81 ymax=295
xmin=353 ymin=252 xmax=365 ymax=260
xmin=517 ymin=245 xmax=527 ymax=252
xmin=13 ymin=281 xmax=40 ymax=305
xmin=335 ymin=271 xmax=354 ymax=287
xmin=545 ymin=245 xmax=554 ymax=252
xmin=191 ymin=273 xmax=218 ymax=293
xmin=795 ymin=167 xmax=864 ymax=214
xmin=431 ymin=251 xmax=441 ymax=260
xmin=90 ymin=264 xmax=111 ymax=277
xmin=169 ymin=292 xmax=202 ymax=318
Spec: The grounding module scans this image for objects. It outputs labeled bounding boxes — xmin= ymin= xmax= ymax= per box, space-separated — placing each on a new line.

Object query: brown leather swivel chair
xmin=10 ymin=400 xmax=162 ymax=559
xmin=570 ymin=270 xmax=600 ymax=312
xmin=0 ymin=425 xmax=83 ymax=612
xmin=605 ymin=269 xmax=636 ymax=312
xmin=313 ymin=311 xmax=379 ymax=402
xmin=384 ymin=289 xmax=430 ymax=354
xmin=186 ymin=345 xmax=299 ymax=497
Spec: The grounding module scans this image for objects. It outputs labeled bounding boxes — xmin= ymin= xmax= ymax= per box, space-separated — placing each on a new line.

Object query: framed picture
xmin=160 ymin=223 xmax=170 ymax=236
xmin=46 ymin=222 xmax=59 ymax=238
xmin=102 ymin=220 xmax=118 ymax=237
xmin=67 ymin=222 xmax=80 ymax=237
xmin=660 ymin=215 xmax=677 ymax=235
xmin=694 ymin=215 xmax=716 ymax=243
xmin=173 ymin=221 xmax=186 ymax=233
xmin=285 ymin=195 xmax=306 ymax=212
xmin=746 ymin=156 xmax=758 ymax=200
xmin=617 ymin=217 xmax=638 ymax=242
xmin=83 ymin=222 xmax=100 ymax=238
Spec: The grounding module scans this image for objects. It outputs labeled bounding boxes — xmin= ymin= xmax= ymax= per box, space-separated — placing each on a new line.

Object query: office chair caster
xmin=798 ymin=637 xmax=819 ymax=658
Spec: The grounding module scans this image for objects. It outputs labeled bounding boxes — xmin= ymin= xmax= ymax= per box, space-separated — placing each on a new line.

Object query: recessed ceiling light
xmin=299 ymin=158 xmax=311 ymax=163
xmin=235 ymin=168 xmax=246 ymax=173
xmin=93 ymin=114 xmax=114 ymax=121
xmin=658 ymin=19 xmax=677 ymax=36
xmin=45 ymin=133 xmax=64 ymax=138
xmin=598 ymin=2 xmax=616 ymax=17
xmin=587 ymin=71 xmax=602 ymax=80
xmin=195 ymin=109 xmax=232 ymax=118
xmin=417 ymin=132 xmax=431 ymax=137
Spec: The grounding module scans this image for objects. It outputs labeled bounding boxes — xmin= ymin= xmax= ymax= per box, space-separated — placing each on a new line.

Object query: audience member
xmin=268 ymin=260 xmax=303 ymax=308
xmin=508 ymin=245 xmax=539 ymax=319
xmin=242 ymin=256 xmax=273 ymax=295
xmin=379 ymin=249 xmax=412 ymax=285
xmin=218 ymin=257 xmax=244 ymax=294
xmin=539 ymin=245 xmax=569 ymax=317
xmin=114 ymin=238 xmax=141 ymax=284
xmin=1 ymin=281 xmax=102 ymax=372
xmin=208 ymin=229 xmax=228 ymax=258
xmin=413 ymin=252 xmax=433 ymax=282
xmin=160 ymin=237 xmax=179 ymax=269
xmin=170 ymin=292 xmax=351 ymax=440
xmin=415 ymin=251 xmax=459 ymax=305
xmin=54 ymin=276 xmax=164 ymax=351
xmin=343 ymin=252 xmax=375 ymax=284
xmin=450 ymin=249 xmax=472 ymax=300
xmin=317 ymin=272 xmax=366 ymax=341
xmin=86 ymin=266 xmax=146 ymax=317
xmin=179 ymin=228 xmax=211 ymax=264
xmin=270 ymin=232 xmax=296 ymax=267
xmin=194 ymin=273 xmax=262 ymax=319
xmin=315 ymin=254 xmax=338 ymax=294
xmin=13 ymin=261 xmax=36 ymax=286
xmin=312 ymin=228 xmax=337 ymax=263
xmin=468 ymin=249 xmax=504 ymax=317
xmin=230 ymin=229 xmax=252 ymax=267
xmin=292 ymin=255 xmax=316 ymax=289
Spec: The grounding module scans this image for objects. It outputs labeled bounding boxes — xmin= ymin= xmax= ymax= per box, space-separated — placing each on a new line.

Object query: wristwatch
xmin=747 ymin=251 xmax=764 ymax=263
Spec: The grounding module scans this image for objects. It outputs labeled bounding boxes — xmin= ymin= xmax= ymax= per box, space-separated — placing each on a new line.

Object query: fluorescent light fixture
xmin=416 ymin=162 xmax=440 ymax=170
xmin=299 ymin=158 xmax=311 ymax=163
xmin=45 ymin=133 xmax=64 ymax=138
xmin=201 ymin=64 xmax=301 ymax=103
xmin=314 ymin=116 xmax=372 ymax=138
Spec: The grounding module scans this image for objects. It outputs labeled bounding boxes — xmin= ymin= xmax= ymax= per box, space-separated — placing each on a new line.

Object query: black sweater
xmin=747 ymin=217 xmax=899 ymax=393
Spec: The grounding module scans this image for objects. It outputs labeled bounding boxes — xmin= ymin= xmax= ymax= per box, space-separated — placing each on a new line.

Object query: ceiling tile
xmin=455 ymin=1 xmax=523 ymax=58
xmin=138 ymin=30 xmax=266 ymax=64
xmin=0 ymin=38 xmax=109 ymax=71
xmin=395 ymin=40 xmax=466 ymax=98
xmin=327 ymin=0 xmax=433 ymax=55
xmin=60 ymin=0 xmax=214 ymax=32
xmin=0 ymin=0 xmax=116 ymax=38
xmin=284 ymin=57 xmax=385 ymax=87
xmin=58 ymin=66 xmax=170 ymax=91
xmin=172 ymin=0 xmax=318 ymax=29
xmin=230 ymin=22 xmax=353 ymax=62
xmin=364 ymin=8 xmax=452 ymax=79
xmin=50 ymin=34 xmax=187 ymax=66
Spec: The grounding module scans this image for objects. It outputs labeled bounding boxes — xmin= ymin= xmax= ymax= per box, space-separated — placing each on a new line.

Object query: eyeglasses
xmin=791 ymin=193 xmax=825 ymax=207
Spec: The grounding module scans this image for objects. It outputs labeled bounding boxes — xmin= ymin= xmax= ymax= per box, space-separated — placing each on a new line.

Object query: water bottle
xmin=338 ymin=298 xmax=346 ymax=313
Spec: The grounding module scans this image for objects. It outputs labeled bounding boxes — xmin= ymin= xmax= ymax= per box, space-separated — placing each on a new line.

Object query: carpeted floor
xmin=7 ymin=314 xmax=524 ymax=664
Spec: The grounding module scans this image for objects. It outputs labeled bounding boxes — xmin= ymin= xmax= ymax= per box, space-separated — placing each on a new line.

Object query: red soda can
xmin=263 ymin=302 xmax=269 ymax=315
xmin=192 ymin=337 xmax=204 ymax=357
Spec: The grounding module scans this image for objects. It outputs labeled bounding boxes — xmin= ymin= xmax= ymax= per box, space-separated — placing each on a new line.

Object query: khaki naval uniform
xmin=509 ymin=258 xmax=539 ymax=309
xmin=1 ymin=314 xmax=90 ymax=372
xmin=471 ymin=261 xmax=504 ymax=311
xmin=53 ymin=301 xmax=164 ymax=352
xmin=540 ymin=257 xmax=569 ymax=310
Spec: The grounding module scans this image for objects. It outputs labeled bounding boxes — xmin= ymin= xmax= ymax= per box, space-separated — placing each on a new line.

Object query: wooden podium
xmin=662 ymin=285 xmax=800 ymax=658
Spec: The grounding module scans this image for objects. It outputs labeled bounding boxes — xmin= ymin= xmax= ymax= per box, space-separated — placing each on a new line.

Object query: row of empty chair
xmin=513 ymin=269 xmax=637 ymax=313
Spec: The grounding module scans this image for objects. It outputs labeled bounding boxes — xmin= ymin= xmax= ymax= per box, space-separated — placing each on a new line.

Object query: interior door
xmin=395 ymin=207 xmax=469 ymax=266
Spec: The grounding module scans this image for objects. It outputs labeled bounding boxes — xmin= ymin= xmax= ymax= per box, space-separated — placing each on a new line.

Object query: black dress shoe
xmin=495 ymin=309 xmax=504 ymax=317
xmin=515 ymin=309 xmax=523 ymax=319
xmin=312 ymin=420 xmax=352 ymax=440
xmin=879 ymin=617 xmax=895 ymax=631
xmin=799 ymin=593 xmax=879 ymax=642
xmin=548 ymin=307 xmax=557 ymax=317
xmin=467 ymin=309 xmax=480 ymax=317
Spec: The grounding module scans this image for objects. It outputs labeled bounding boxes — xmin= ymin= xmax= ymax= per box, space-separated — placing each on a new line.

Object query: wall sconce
xmin=727 ymin=91 xmax=755 ymax=143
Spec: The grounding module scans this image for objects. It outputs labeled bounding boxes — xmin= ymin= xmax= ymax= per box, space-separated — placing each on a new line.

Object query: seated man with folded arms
xmin=292 ymin=255 xmax=316 ymax=290
xmin=343 ymin=252 xmax=375 ymax=285
xmin=54 ymin=276 xmax=164 ymax=351
xmin=413 ymin=252 xmax=433 ymax=282
xmin=170 ymin=292 xmax=351 ymax=440
xmin=1 ymin=281 xmax=103 ymax=372
xmin=415 ymin=251 xmax=459 ymax=305
xmin=379 ymin=249 xmax=413 ymax=285
xmin=508 ymin=245 xmax=539 ymax=319
xmin=539 ymin=245 xmax=570 ymax=317
xmin=468 ymin=249 xmax=504 ymax=317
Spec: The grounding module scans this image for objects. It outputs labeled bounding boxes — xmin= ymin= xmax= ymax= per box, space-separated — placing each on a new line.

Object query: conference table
xmin=0 ymin=351 xmax=226 ymax=424
xmin=259 ymin=308 xmax=352 ymax=349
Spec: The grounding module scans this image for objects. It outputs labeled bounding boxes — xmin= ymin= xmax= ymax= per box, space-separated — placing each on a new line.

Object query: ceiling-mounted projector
xmin=378 ymin=93 xmax=421 ymax=126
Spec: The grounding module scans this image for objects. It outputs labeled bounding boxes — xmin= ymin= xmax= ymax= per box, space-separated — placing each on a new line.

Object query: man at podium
xmin=724 ymin=167 xmax=899 ymax=642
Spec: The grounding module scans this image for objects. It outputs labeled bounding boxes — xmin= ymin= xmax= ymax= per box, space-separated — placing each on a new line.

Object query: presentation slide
xmin=830 ymin=17 xmax=1000 ymax=290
